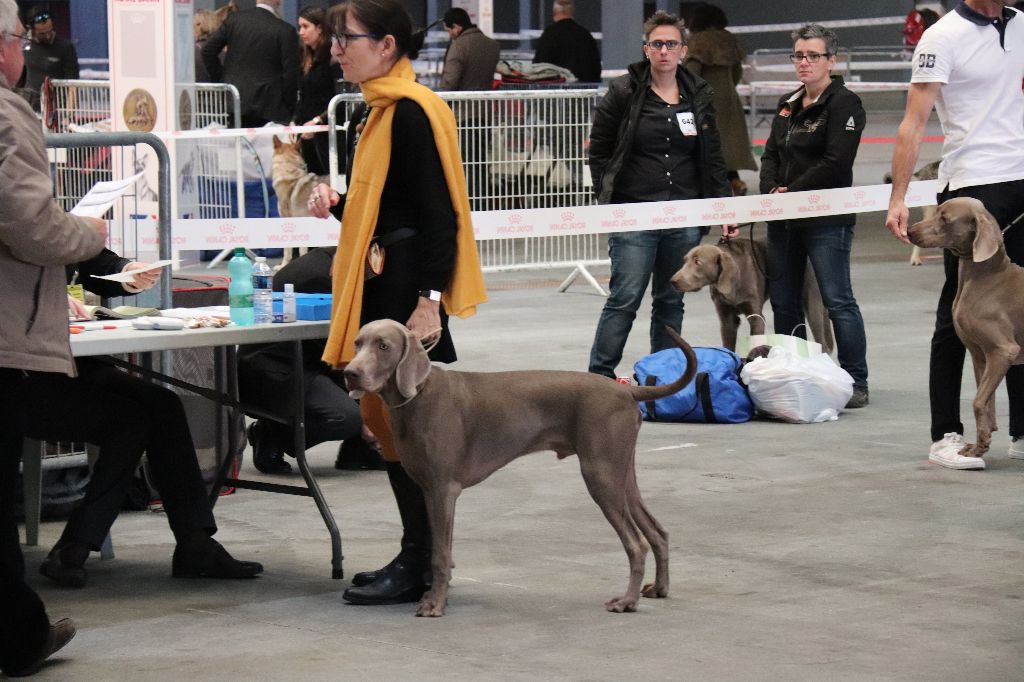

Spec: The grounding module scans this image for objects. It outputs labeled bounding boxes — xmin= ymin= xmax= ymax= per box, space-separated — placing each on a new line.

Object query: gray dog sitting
xmin=670 ymin=239 xmax=834 ymax=353
xmin=343 ymin=319 xmax=699 ymax=617
xmin=908 ymin=197 xmax=1024 ymax=458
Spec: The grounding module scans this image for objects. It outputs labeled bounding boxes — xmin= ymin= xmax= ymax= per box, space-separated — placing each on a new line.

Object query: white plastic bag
xmin=739 ymin=346 xmax=854 ymax=423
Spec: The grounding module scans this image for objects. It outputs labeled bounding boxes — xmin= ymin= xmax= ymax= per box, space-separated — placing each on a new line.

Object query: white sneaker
xmin=928 ymin=432 xmax=985 ymax=470
xmin=1009 ymin=438 xmax=1024 ymax=460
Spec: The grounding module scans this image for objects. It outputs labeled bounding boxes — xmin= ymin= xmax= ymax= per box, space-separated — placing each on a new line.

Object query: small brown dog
xmin=344 ymin=319 xmax=700 ymax=617
xmin=670 ymin=239 xmax=834 ymax=353
xmin=908 ymin=197 xmax=1024 ymax=457
xmin=271 ymin=136 xmax=327 ymax=266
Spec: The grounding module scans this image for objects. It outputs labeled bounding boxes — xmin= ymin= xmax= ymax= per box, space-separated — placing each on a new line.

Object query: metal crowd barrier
xmin=327 ymin=88 xmax=608 ymax=287
xmin=43 ymin=79 xmax=243 ymax=221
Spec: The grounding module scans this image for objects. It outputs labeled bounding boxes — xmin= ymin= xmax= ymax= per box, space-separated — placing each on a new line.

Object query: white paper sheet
xmin=90 ymin=259 xmax=177 ymax=282
xmin=70 ymin=171 xmax=146 ymax=218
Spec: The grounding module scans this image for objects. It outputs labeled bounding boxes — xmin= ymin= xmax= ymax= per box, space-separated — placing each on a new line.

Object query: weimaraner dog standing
xmin=669 ymin=239 xmax=834 ymax=353
xmin=343 ymin=319 xmax=698 ymax=617
xmin=908 ymin=197 xmax=1024 ymax=457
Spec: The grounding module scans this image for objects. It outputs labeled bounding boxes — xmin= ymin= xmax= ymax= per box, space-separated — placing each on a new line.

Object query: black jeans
xmin=931 ymin=179 xmax=1024 ymax=442
xmin=12 ymin=360 xmax=216 ymax=550
xmin=0 ymin=368 xmax=51 ymax=674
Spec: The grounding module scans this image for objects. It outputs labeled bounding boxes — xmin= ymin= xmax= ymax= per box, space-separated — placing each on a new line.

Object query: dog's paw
xmin=415 ymin=592 xmax=447 ymax=618
xmin=604 ymin=595 xmax=638 ymax=613
xmin=641 ymin=582 xmax=668 ymax=599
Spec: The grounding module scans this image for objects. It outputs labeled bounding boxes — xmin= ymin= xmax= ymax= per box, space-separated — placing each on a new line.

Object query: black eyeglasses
xmin=646 ymin=40 xmax=682 ymax=51
xmin=331 ymin=32 xmax=381 ymax=48
xmin=789 ymin=52 xmax=832 ymax=63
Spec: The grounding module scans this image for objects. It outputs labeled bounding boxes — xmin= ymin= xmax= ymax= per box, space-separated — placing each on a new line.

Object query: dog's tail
xmin=628 ymin=327 xmax=698 ymax=402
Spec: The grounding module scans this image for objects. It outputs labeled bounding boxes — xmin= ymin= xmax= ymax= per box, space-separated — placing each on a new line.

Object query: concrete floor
xmin=17 ymin=113 xmax=1024 ymax=681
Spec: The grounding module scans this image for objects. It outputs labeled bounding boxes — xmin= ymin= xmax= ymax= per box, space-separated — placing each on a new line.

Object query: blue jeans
xmin=766 ymin=222 xmax=868 ymax=388
xmin=589 ymin=227 xmax=703 ymax=378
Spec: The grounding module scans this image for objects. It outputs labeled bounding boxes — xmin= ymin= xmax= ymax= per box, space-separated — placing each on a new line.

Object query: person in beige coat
xmin=684 ymin=3 xmax=757 ymax=195
xmin=0 ymin=1 xmax=106 ymax=673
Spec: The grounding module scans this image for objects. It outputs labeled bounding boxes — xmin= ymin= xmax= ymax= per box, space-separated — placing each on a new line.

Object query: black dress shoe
xmin=335 ymin=436 xmax=386 ymax=471
xmin=39 ymin=542 xmax=89 ymax=589
xmin=343 ymin=557 xmax=428 ymax=605
xmin=3 ymin=618 xmax=77 ymax=677
xmin=249 ymin=422 xmax=292 ymax=474
xmin=172 ymin=536 xmax=263 ymax=579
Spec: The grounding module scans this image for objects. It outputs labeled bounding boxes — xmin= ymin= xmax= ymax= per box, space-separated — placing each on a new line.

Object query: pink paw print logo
xmin=613 ymin=209 xmax=626 ymax=219
xmin=712 ymin=201 xmax=726 ymax=211
xmin=808 ymin=195 xmax=821 ymax=204
xmin=662 ymin=205 xmax=676 ymax=216
xmin=760 ymin=198 xmax=774 ymax=208
xmin=218 ymin=223 xmax=236 ymax=235
xmin=509 ymin=214 xmax=522 ymax=224
xmin=561 ymin=211 xmax=575 ymax=222
xmin=281 ymin=222 xmax=296 ymax=233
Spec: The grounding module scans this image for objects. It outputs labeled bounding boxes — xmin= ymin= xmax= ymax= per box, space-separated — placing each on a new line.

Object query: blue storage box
xmin=271 ymin=293 xmax=332 ymax=321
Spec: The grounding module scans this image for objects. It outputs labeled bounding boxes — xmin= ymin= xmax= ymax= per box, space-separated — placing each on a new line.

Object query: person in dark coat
xmin=757 ymin=23 xmax=869 ymax=408
xmin=294 ymin=6 xmax=341 ymax=176
xmin=238 ymin=247 xmax=384 ymax=474
xmin=201 ymin=0 xmax=299 ymax=127
xmin=533 ymin=0 xmax=601 ymax=83
xmin=684 ymin=3 xmax=756 ymax=195
xmin=587 ymin=10 xmax=731 ymax=380
xmin=16 ymin=4 xmax=78 ymax=112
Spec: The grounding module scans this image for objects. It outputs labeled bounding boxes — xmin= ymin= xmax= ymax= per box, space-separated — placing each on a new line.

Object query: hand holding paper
xmin=91 ymin=259 xmax=176 ymax=286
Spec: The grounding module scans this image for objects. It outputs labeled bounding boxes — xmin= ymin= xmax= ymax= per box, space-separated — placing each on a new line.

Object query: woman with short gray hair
xmin=757 ymin=22 xmax=870 ymax=408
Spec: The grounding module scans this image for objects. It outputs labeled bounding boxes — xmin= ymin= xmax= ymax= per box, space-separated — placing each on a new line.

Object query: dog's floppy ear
xmin=272 ymin=135 xmax=284 ymax=152
xmin=394 ymin=326 xmax=432 ymax=400
xmin=971 ymin=207 xmax=1002 ymax=263
xmin=714 ymin=247 xmax=740 ymax=299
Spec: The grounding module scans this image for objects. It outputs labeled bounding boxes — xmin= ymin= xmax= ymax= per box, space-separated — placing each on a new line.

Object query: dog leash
xmin=1003 ymin=210 xmax=1024 ymax=235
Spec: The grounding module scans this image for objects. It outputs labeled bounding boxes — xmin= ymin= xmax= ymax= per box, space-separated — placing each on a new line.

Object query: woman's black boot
xmin=343 ymin=461 xmax=431 ymax=605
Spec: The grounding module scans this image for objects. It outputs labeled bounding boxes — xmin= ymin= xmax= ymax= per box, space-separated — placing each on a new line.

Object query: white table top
xmin=70 ymin=319 xmax=330 ymax=357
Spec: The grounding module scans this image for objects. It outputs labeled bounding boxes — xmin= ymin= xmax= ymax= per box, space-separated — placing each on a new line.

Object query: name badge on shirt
xmin=677 ymin=111 xmax=697 ymax=136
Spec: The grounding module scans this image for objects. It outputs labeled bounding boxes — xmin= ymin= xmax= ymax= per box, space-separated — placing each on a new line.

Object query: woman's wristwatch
xmin=419 ymin=289 xmax=441 ymax=302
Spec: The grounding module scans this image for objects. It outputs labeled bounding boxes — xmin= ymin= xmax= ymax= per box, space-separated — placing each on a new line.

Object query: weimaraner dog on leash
xmin=343 ymin=319 xmax=698 ymax=617
xmin=908 ymin=197 xmax=1024 ymax=457
xmin=669 ymin=239 xmax=834 ymax=353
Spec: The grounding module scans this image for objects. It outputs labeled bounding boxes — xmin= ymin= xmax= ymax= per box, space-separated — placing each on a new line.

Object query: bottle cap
xmin=255 ymin=256 xmax=266 ymax=262
xmin=284 ymin=283 xmax=295 ymax=293
xmin=234 ymin=247 xmax=245 ymax=256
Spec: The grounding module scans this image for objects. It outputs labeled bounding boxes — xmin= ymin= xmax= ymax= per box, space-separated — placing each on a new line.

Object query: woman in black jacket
xmin=759 ymin=23 xmax=869 ymax=408
xmin=294 ymin=6 xmax=341 ymax=176
xmin=587 ymin=10 xmax=731 ymax=379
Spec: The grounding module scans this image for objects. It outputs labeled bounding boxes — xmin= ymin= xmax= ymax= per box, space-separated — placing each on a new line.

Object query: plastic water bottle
xmin=281 ymin=283 xmax=297 ymax=323
xmin=228 ymin=247 xmax=254 ymax=326
xmin=252 ymin=256 xmax=273 ymax=325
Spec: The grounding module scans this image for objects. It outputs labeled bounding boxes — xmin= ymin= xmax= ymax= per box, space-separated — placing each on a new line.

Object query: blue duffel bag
xmin=633 ymin=346 xmax=753 ymax=424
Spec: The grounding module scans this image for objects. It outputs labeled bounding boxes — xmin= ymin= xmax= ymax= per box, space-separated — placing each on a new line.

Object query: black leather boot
xmin=344 ymin=462 xmax=431 ymax=604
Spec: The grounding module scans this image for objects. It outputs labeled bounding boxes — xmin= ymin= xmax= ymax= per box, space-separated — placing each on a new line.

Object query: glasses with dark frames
xmin=331 ymin=32 xmax=381 ymax=48
xmin=789 ymin=52 xmax=832 ymax=63
xmin=645 ymin=39 xmax=682 ymax=51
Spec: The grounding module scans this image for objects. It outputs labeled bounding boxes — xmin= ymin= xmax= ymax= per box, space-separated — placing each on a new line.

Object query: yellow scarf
xmin=322 ymin=58 xmax=487 ymax=366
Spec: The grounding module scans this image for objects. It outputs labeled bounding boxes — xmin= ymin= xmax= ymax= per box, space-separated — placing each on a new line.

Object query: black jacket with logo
xmin=759 ymin=75 xmax=865 ymax=228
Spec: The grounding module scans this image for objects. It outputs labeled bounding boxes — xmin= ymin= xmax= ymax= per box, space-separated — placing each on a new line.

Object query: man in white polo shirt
xmin=886 ymin=0 xmax=1024 ymax=470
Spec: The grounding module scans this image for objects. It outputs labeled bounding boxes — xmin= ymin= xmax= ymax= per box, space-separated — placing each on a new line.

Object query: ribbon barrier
xmin=165 ymin=181 xmax=938 ymax=251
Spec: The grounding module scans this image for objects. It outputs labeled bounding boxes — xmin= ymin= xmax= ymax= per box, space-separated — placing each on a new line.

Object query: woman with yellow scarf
xmin=306 ymin=0 xmax=486 ymax=606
